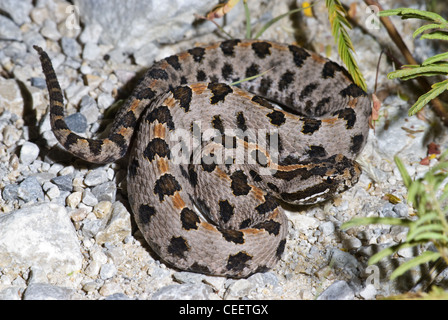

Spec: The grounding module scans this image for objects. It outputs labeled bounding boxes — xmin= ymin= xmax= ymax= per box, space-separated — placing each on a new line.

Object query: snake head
xmin=271 ymin=154 xmax=361 ymax=206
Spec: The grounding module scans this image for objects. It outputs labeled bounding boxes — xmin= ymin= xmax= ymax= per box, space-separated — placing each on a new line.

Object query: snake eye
xmin=326 ymin=177 xmax=333 ymax=184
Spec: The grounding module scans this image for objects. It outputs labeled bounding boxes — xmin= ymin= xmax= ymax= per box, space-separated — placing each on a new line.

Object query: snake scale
xmin=34 ymin=39 xmax=371 ymax=278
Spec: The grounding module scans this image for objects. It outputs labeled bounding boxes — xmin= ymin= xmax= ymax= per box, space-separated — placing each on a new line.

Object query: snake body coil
xmin=35 ymin=39 xmax=371 ymax=278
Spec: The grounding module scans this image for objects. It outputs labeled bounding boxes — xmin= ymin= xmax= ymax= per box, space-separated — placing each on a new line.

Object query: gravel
xmin=0 ymin=0 xmax=447 ymax=300
xmin=317 ymin=280 xmax=355 ymax=300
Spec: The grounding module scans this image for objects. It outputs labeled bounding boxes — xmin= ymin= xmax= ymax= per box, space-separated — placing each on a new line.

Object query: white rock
xmin=319 ymin=221 xmax=335 ymax=235
xmin=42 ymin=181 xmax=60 ymax=200
xmin=342 ymin=238 xmax=362 ymax=250
xmin=66 ymin=191 xmax=82 ymax=208
xmin=83 ymin=42 xmax=101 ymax=61
xmin=151 ymin=284 xmax=216 ymax=300
xmin=0 ymin=203 xmax=82 ymax=274
xmin=95 ymin=202 xmax=131 ymax=245
xmin=79 ymin=23 xmax=103 ymax=44
xmin=359 ymin=284 xmax=377 ymax=300
xmin=317 ymin=280 xmax=355 ymax=300
xmin=226 ymin=279 xmax=254 ymax=297
xmin=73 ymin=0 xmax=217 ymax=51
xmin=0 ymin=0 xmax=32 ymax=25
xmin=84 ymin=169 xmax=109 ymax=186
xmin=23 ymin=283 xmax=73 ymax=300
xmin=64 ymin=82 xmax=90 ymax=105
xmin=97 ymin=93 xmax=115 ymax=110
xmin=288 ymin=213 xmax=319 ymax=231
xmin=82 ymin=189 xmax=98 ymax=206
xmin=0 ymin=287 xmax=21 ymax=300
xmin=20 ymin=141 xmax=40 ymax=165
xmin=99 ymin=263 xmax=117 ymax=280
xmin=0 ymin=78 xmax=23 ymax=116
xmin=40 ymin=19 xmax=61 ymax=41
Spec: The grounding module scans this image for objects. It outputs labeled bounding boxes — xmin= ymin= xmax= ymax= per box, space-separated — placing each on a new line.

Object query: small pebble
xmin=42 ymin=181 xmax=60 ymax=200
xmin=83 ymin=42 xmax=101 ymax=60
xmin=64 ymin=83 xmax=90 ymax=105
xmin=82 ymin=281 xmax=98 ymax=293
xmin=66 ymin=191 xmax=82 ymax=208
xmin=30 ymin=77 xmax=47 ymax=89
xmin=93 ymin=201 xmax=112 ymax=219
xmin=18 ymin=176 xmax=44 ymax=202
xmin=79 ymin=23 xmax=103 ymax=44
xmin=100 ymin=263 xmax=117 ymax=280
xmin=105 ymin=293 xmax=132 ymax=300
xmin=319 ymin=221 xmax=335 ymax=236
xmin=84 ymin=169 xmax=109 ymax=187
xmin=91 ymin=181 xmax=116 ymax=202
xmin=20 ymin=142 xmax=40 ymax=165
xmin=393 ymin=203 xmax=409 ymax=217
xmin=82 ymin=219 xmax=104 ymax=239
xmin=70 ymin=208 xmax=88 ymax=222
xmin=98 ymin=282 xmax=121 ymax=297
xmin=23 ymin=283 xmax=73 ymax=300
xmin=51 ymin=175 xmax=73 ymax=192
xmin=151 ymin=284 xmax=215 ymax=300
xmin=40 ymin=19 xmax=61 ymax=41
xmin=97 ymin=93 xmax=115 ymax=109
xmin=359 ymin=284 xmax=377 ymax=300
xmin=65 ymin=113 xmax=88 ymax=133
xmin=2 ymin=183 xmax=19 ymax=201
xmin=317 ymin=280 xmax=355 ymax=300
xmin=328 ymin=249 xmax=359 ymax=274
xmin=80 ymin=95 xmax=100 ymax=124
xmin=61 ymin=36 xmax=81 ymax=58
xmin=0 ymin=287 xmax=21 ymax=300
xmin=342 ymin=238 xmax=362 ymax=250
xmin=82 ymin=189 xmax=98 ymax=206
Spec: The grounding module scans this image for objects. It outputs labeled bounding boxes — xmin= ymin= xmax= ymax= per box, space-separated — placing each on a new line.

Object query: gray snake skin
xmin=35 ymin=39 xmax=371 ymax=278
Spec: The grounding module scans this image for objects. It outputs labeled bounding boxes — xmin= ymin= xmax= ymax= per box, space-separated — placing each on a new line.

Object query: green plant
xmin=326 ymin=0 xmax=367 ymax=91
xmin=342 ymin=150 xmax=448 ymax=280
xmin=379 ymin=8 xmax=448 ymax=116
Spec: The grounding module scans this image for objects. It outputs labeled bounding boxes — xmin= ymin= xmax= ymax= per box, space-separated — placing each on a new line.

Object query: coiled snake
xmin=35 ymin=39 xmax=371 ymax=278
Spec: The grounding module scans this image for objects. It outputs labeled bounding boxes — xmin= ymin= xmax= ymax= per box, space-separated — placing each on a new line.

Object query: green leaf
xmin=379 ymin=8 xmax=447 ymax=24
xmin=408 ymin=79 xmax=448 ymax=116
xmin=400 ymin=72 xmax=448 ymax=81
xmin=390 ymin=251 xmax=440 ymax=280
xmin=377 ymin=9 xmax=403 ymax=17
xmin=407 ymin=224 xmax=445 ymax=241
xmin=368 ymin=242 xmax=420 ymax=265
xmin=413 ymin=23 xmax=446 ymax=38
xmin=387 ymin=65 xmax=448 ymax=80
xmin=407 ymin=181 xmax=425 ymax=205
xmin=325 ymin=0 xmax=367 ymax=91
xmin=394 ymin=156 xmax=412 ymax=188
xmin=413 ymin=231 xmax=448 ymax=242
xmin=414 ymin=212 xmax=440 ymax=226
xmin=230 ymin=67 xmax=273 ymax=86
xmin=243 ymin=0 xmax=251 ymax=39
xmin=421 ymin=31 xmax=448 ymax=41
